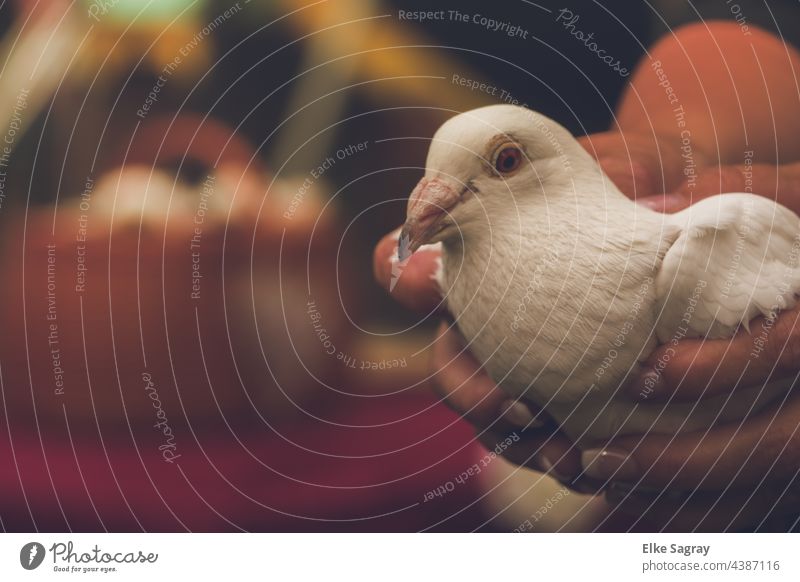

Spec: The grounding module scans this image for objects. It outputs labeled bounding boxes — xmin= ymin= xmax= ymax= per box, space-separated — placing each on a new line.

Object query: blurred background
xmin=0 ymin=0 xmax=797 ymax=532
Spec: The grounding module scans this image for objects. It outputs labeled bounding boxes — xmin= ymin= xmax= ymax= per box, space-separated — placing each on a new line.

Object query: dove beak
xmin=398 ymin=177 xmax=461 ymax=261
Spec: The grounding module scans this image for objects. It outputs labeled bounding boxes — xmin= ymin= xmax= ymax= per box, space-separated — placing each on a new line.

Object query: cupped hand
xmin=585 ymin=300 xmax=800 ymax=530
xmin=585 ymin=392 xmax=800 ymax=531
xmin=590 ymin=159 xmax=800 ymax=530
xmin=431 ymin=321 xmax=593 ymax=488
xmin=639 ymin=161 xmax=800 ymax=215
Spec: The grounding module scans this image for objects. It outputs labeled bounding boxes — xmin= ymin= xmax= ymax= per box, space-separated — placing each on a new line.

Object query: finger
xmin=677 ymin=163 xmax=800 ymax=217
xmin=636 ymin=192 xmax=691 ymax=214
xmin=431 ymin=323 xmax=587 ymax=485
xmin=373 ymin=227 xmax=443 ymax=313
xmin=638 ymin=161 xmax=800 ymax=215
xmin=635 ymin=166 xmax=744 ymax=214
xmin=431 ymin=322 xmax=527 ymax=431
xmin=581 ymin=393 xmax=800 ymax=491
xmin=625 ymin=305 xmax=800 ymax=402
xmin=433 ymin=331 xmax=587 ymax=484
xmin=475 ymin=427 xmax=586 ymax=488
xmin=577 ymin=132 xmax=674 ymax=199
xmin=606 ymin=481 xmax=800 ymax=532
xmin=594 ymin=155 xmax=656 ymax=201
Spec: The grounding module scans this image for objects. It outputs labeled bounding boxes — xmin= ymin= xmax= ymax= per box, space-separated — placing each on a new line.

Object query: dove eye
xmin=494 ymin=145 xmax=522 ymax=175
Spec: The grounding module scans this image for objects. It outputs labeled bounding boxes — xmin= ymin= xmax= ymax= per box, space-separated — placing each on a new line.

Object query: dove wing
xmin=655 ymin=193 xmax=800 ymax=342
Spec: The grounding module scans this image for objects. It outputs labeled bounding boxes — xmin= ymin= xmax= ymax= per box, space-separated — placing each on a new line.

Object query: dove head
xmin=398 ymin=104 xmax=583 ymax=260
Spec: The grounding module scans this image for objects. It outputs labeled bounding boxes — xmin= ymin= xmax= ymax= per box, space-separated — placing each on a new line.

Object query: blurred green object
xmin=82 ymin=0 xmax=208 ymax=24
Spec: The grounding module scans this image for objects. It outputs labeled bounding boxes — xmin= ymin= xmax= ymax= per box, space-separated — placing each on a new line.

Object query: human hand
xmin=430 ymin=321 xmax=595 ymax=489
xmin=637 ymin=159 xmax=800 ymax=215
xmin=576 ymin=130 xmax=707 ymax=200
xmin=581 ymin=303 xmax=800 ymax=530
xmin=585 ymin=153 xmax=800 ymax=530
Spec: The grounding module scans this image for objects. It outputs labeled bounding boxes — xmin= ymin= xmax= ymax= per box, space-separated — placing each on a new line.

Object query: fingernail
xmin=500 ymin=399 xmax=542 ymax=429
xmin=538 ymin=453 xmax=574 ymax=482
xmin=636 ymin=196 xmax=664 ymax=210
xmin=636 ymin=193 xmax=685 ymax=213
xmin=630 ymin=368 xmax=664 ymax=400
xmin=581 ymin=448 xmax=640 ymax=481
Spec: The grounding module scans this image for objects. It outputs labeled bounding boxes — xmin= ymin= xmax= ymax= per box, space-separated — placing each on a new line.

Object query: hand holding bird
xmin=374 ymin=23 xmax=800 ymax=531
xmin=374 ymin=119 xmax=800 ymax=524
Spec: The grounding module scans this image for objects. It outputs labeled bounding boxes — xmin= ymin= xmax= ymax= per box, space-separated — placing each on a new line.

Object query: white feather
xmin=656 ymin=193 xmax=800 ymax=341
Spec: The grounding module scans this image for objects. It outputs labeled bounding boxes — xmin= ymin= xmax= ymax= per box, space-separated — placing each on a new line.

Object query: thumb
xmin=373 ymin=227 xmax=444 ymax=313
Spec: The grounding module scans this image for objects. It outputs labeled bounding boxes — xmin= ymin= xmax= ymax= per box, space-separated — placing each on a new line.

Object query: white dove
xmin=397 ymin=104 xmax=800 ymax=446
